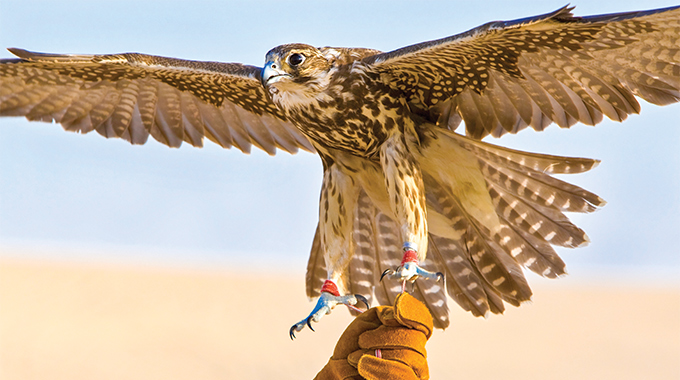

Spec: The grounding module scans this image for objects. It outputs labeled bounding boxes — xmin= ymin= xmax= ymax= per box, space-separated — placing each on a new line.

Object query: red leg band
xmin=401 ymin=249 xmax=419 ymax=265
xmin=320 ymin=280 xmax=340 ymax=296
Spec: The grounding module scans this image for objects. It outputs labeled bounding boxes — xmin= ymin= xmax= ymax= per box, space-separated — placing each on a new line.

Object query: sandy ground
xmin=1 ymin=257 xmax=678 ymax=380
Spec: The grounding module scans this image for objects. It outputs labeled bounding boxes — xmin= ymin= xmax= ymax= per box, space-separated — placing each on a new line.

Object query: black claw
xmin=380 ymin=269 xmax=393 ymax=282
xmin=436 ymin=272 xmax=444 ymax=282
xmin=355 ymin=294 xmax=370 ymax=310
xmin=306 ymin=316 xmax=315 ymax=332
xmin=289 ymin=325 xmax=297 ymax=340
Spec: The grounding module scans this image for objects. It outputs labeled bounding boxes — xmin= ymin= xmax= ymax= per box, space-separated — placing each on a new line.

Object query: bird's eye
xmin=288 ymin=53 xmax=305 ymax=67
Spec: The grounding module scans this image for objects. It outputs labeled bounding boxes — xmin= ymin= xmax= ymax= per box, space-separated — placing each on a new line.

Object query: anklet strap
xmin=403 ymin=242 xmax=418 ymax=251
xmin=401 ymin=249 xmax=419 ymax=265
xmin=320 ymin=280 xmax=340 ymax=296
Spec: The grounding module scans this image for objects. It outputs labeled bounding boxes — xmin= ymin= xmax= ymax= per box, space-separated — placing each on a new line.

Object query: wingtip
xmin=4 ymin=48 xmax=95 ymax=62
xmin=7 ymin=47 xmax=27 ymax=58
xmin=6 ymin=48 xmax=50 ymax=61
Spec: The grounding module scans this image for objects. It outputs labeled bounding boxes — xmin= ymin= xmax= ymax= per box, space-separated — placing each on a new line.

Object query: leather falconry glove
xmin=314 ymin=293 xmax=434 ymax=380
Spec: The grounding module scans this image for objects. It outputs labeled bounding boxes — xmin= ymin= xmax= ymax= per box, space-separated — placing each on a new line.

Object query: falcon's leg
xmin=379 ymin=132 xmax=443 ymax=290
xmin=289 ymin=280 xmax=369 ymax=339
xmin=290 ymin=162 xmax=368 ymax=339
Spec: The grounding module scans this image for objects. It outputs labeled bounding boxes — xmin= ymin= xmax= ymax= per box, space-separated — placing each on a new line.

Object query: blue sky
xmin=0 ymin=0 xmax=678 ymax=278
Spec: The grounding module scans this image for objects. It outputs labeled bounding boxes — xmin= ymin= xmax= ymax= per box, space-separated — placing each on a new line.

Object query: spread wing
xmin=365 ymin=5 xmax=680 ymax=139
xmin=0 ymin=49 xmax=314 ymax=154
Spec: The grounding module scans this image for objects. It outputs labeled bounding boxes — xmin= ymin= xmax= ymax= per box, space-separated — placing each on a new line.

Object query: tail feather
xmin=416 ymin=127 xmax=601 ymax=320
xmin=371 ymin=212 xmax=403 ymax=311
xmin=305 ymin=226 xmax=326 ymax=300
xmin=454 ymin=131 xmax=600 ymax=174
xmin=461 ymin=243 xmax=510 ymax=315
xmin=480 ymin=158 xmax=604 ymax=213
xmin=426 ymin=177 xmax=533 ymax=306
xmin=304 ymin=127 xmax=604 ymax=327
xmin=428 ymin=234 xmax=492 ymax=317
xmin=412 ymin=257 xmax=450 ymax=328
xmin=346 ymin=191 xmax=381 ymax=314
xmin=487 ymin=182 xmax=590 ymax=248
xmin=465 ymin=226 xmax=533 ymax=306
xmin=482 ymin=280 xmax=507 ymax=315
xmin=352 ymin=193 xmax=451 ymax=328
xmin=495 ymin=221 xmax=566 ymax=278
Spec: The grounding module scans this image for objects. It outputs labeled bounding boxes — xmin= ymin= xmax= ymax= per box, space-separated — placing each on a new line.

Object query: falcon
xmin=0 ymin=5 xmax=678 ymax=338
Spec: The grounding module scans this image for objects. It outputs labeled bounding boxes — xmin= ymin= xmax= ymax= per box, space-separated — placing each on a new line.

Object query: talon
xmin=355 ymin=294 xmax=370 ymax=309
xmin=289 ymin=321 xmax=305 ymax=340
xmin=306 ymin=316 xmax=315 ymax=332
xmin=436 ymin=272 xmax=444 ymax=282
xmin=380 ymin=268 xmax=394 ymax=281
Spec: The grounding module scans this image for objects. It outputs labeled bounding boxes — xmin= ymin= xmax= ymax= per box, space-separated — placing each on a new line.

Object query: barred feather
xmin=425 ymin=176 xmax=533 ymax=304
xmin=370 ymin=213 xmax=403 ymax=311
xmin=346 ymin=191 xmax=380 ymax=314
xmin=305 ymin=227 xmax=326 ymax=300
xmin=479 ymin=159 xmax=603 ymax=213
xmin=0 ymin=50 xmax=314 ymax=154
xmin=368 ymin=6 xmax=680 ymax=139
xmin=428 ymin=235 xmax=490 ymax=317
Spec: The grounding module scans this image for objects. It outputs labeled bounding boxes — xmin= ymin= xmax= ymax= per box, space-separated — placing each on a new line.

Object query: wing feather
xmin=110 ymin=80 xmax=140 ymax=138
xmin=0 ymin=85 xmax=55 ymax=116
xmin=0 ymin=49 xmax=314 ymax=154
xmin=155 ymin=82 xmax=184 ymax=147
xmin=488 ymin=73 xmax=534 ymax=130
xmin=233 ymin=104 xmax=277 ymax=155
xmin=179 ymin=91 xmax=206 ymax=147
xmin=366 ymin=5 xmax=680 ymax=139
xmin=91 ymin=88 xmax=121 ymax=138
xmin=523 ymin=66 xmax=579 ymax=127
xmin=199 ymin=100 xmax=234 ymax=149
xmin=136 ymin=78 xmax=158 ymax=141
xmin=482 ymin=76 xmax=523 ymax=134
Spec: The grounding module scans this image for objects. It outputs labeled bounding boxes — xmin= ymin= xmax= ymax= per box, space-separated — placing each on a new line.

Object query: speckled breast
xmin=288 ymin=78 xmax=407 ymax=159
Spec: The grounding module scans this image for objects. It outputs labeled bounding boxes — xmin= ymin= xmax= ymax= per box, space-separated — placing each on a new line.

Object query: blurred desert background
xmin=1 ymin=253 xmax=678 ymax=380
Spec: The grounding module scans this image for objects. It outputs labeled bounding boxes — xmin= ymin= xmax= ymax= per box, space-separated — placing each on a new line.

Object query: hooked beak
xmin=262 ymin=61 xmax=290 ymax=85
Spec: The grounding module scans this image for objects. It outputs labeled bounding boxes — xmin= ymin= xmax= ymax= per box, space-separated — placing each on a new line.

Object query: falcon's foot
xmin=289 ymin=280 xmax=369 ymax=339
xmin=380 ymin=245 xmax=444 ymax=292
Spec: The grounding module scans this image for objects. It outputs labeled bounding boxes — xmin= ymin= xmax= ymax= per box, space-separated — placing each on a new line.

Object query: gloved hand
xmin=314 ymin=293 xmax=433 ymax=380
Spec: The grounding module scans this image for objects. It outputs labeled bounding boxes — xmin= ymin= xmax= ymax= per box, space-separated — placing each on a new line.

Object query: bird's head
xmin=262 ymin=44 xmax=331 ymax=86
xmin=261 ymin=44 xmax=336 ymax=109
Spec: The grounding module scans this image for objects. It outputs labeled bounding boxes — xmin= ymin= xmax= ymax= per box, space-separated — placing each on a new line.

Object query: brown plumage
xmin=0 ymin=6 xmax=678 ymax=331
